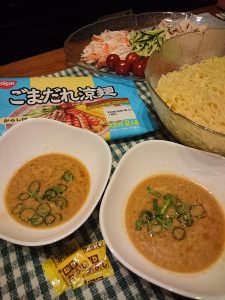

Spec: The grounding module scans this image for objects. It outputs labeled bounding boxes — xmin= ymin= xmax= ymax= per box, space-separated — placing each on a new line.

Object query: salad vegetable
xmin=130 ymin=29 xmax=166 ymax=56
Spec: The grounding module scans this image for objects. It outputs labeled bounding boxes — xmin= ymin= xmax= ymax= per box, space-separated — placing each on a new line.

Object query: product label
xmin=0 ymin=76 xmax=157 ymax=141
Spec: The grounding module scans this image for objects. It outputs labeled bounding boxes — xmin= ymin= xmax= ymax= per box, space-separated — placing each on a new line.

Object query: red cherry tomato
xmin=106 ymin=54 xmax=120 ymax=69
xmin=115 ymin=59 xmax=131 ymax=75
xmin=132 ymin=60 xmax=146 ymax=78
xmin=125 ymin=52 xmax=141 ymax=66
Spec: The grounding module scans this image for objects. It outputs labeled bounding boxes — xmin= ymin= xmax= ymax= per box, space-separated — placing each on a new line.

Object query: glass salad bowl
xmin=64 ymin=12 xmax=225 ymax=81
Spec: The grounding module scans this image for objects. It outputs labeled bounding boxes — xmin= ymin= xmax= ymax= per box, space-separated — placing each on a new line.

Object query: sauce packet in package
xmin=0 ymin=76 xmax=157 ymax=140
xmin=81 ymin=240 xmax=114 ymax=284
xmin=41 ymin=239 xmax=114 ymax=296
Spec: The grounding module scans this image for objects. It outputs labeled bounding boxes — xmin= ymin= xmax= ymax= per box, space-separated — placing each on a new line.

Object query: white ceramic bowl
xmin=0 ymin=118 xmax=112 ymax=246
xmin=100 ymin=140 xmax=225 ymax=300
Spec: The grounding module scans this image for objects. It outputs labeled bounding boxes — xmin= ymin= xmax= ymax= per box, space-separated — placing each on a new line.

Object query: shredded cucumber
xmin=130 ymin=29 xmax=166 ymax=56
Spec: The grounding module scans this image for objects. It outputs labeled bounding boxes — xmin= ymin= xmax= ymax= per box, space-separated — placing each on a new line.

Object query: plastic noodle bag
xmin=0 ymin=76 xmax=157 ymax=140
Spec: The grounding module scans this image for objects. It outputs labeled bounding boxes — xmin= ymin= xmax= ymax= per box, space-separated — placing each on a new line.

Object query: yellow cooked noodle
xmin=156 ymin=56 xmax=225 ymax=134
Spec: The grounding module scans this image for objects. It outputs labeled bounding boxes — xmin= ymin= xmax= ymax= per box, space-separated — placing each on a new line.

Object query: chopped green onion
xmin=28 ymin=181 xmax=40 ymax=193
xmin=135 ymin=185 xmax=207 ymax=242
xmin=191 ymin=204 xmax=206 ymax=219
xmin=153 ymin=198 xmax=158 ymax=211
xmin=139 ymin=210 xmax=153 ymax=223
xmin=178 ymin=213 xmax=193 ymax=227
xmin=43 ymin=184 xmax=67 ymax=201
xmin=160 ymin=199 xmax=171 ymax=215
xmin=148 ymin=222 xmax=163 ymax=236
xmin=12 ymin=204 xmax=24 ymax=215
xmin=156 ymin=216 xmax=172 ymax=229
xmin=163 ymin=193 xmax=174 ymax=200
xmin=29 ymin=214 xmax=44 ymax=226
xmin=36 ymin=202 xmax=51 ymax=217
xmin=163 ymin=193 xmax=177 ymax=204
xmin=175 ymin=200 xmax=190 ymax=215
xmin=61 ymin=170 xmax=74 ymax=182
xmin=55 ymin=196 xmax=67 ymax=210
xmin=18 ymin=192 xmax=30 ymax=201
xmin=135 ymin=219 xmax=143 ymax=230
xmin=51 ymin=185 xmax=63 ymax=194
xmin=14 ymin=172 xmax=74 ymax=227
xmin=44 ymin=189 xmax=57 ymax=200
xmin=44 ymin=214 xmax=56 ymax=225
xmin=20 ymin=208 xmax=36 ymax=222
xmin=35 ymin=194 xmax=43 ymax=202
xmin=147 ymin=186 xmax=161 ymax=197
xmin=57 ymin=184 xmax=67 ymax=192
xmin=156 ymin=205 xmax=162 ymax=215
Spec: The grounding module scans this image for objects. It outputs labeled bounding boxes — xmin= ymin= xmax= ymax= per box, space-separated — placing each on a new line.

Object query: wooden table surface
xmin=0 ymin=4 xmax=223 ymax=78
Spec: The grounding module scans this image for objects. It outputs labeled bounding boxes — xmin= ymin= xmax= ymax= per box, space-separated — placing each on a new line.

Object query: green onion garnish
xmin=135 ymin=186 xmax=206 ymax=241
xmin=147 ymin=186 xmax=161 ymax=197
xmin=61 ymin=170 xmax=74 ymax=182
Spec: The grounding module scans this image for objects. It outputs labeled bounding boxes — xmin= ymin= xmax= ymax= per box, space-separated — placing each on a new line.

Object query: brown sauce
xmin=125 ymin=173 xmax=225 ymax=273
xmin=4 ymin=153 xmax=90 ymax=229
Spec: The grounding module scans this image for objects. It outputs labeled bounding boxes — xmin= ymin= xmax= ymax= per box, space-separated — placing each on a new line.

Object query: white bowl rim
xmin=0 ymin=118 xmax=112 ymax=246
xmin=99 ymin=139 xmax=225 ymax=299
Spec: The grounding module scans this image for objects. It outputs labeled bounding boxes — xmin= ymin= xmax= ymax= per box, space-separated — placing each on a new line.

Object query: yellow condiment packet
xmin=41 ymin=239 xmax=114 ymax=296
xmin=42 ymin=248 xmax=91 ymax=295
xmin=50 ymin=238 xmax=80 ymax=267
xmin=42 ymin=258 xmax=68 ymax=295
xmin=57 ymin=249 xmax=92 ymax=289
xmin=81 ymin=240 xmax=114 ymax=284
xmin=41 ymin=238 xmax=81 ymax=295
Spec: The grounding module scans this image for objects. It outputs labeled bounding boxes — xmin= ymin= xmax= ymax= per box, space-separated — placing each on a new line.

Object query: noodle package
xmin=0 ymin=76 xmax=157 ymax=140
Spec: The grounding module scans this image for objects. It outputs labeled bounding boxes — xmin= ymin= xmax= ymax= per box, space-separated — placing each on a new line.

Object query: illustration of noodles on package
xmin=0 ymin=75 xmax=157 ymax=140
